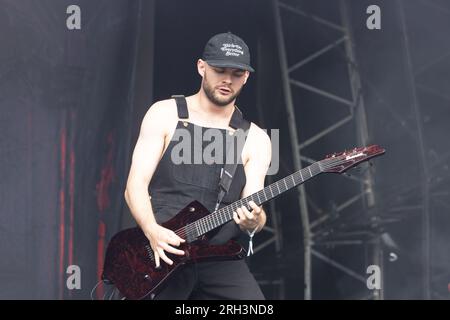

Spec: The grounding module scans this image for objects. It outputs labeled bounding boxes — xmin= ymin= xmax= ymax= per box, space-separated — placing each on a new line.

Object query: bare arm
xmin=233 ymin=125 xmax=272 ymax=233
xmin=125 ymin=101 xmax=185 ymax=267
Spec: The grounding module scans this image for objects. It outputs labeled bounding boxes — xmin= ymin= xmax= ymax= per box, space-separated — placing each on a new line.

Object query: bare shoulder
xmin=140 ymin=98 xmax=178 ymax=134
xmin=248 ymin=122 xmax=271 ymax=147
xmin=143 ymin=98 xmax=177 ymax=122
xmin=243 ymin=122 xmax=272 ymax=166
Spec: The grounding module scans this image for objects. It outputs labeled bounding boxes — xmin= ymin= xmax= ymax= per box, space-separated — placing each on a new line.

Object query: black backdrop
xmin=0 ymin=0 xmax=144 ymax=299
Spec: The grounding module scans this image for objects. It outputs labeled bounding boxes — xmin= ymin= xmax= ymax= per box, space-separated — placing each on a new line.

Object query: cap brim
xmin=205 ymin=60 xmax=255 ymax=72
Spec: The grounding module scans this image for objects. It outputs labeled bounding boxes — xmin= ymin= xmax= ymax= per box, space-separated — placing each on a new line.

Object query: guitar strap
xmin=216 ymin=109 xmax=253 ymax=256
xmin=215 ymin=106 xmax=250 ymax=211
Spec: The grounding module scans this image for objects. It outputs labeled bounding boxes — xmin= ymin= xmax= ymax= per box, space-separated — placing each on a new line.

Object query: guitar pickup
xmin=145 ymin=244 xmax=155 ymax=262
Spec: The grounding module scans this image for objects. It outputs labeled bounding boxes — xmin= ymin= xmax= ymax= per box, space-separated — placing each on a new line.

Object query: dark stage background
xmin=1 ymin=0 xmax=449 ymax=299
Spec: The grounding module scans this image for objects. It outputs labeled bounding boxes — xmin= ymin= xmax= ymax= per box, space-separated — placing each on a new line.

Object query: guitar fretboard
xmin=188 ymin=161 xmax=325 ymax=238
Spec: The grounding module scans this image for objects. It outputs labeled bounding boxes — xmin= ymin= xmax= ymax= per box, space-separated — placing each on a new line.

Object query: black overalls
xmin=148 ymin=96 xmax=264 ymax=300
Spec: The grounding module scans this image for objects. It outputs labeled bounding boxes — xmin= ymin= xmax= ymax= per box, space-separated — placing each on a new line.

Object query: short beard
xmin=202 ymin=74 xmax=242 ymax=107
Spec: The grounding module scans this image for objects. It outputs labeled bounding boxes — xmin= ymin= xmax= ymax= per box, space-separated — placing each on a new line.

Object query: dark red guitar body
xmin=102 ymin=200 xmax=245 ymax=300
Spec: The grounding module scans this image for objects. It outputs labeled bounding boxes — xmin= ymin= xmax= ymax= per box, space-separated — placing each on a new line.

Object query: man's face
xmin=199 ymin=60 xmax=249 ymax=107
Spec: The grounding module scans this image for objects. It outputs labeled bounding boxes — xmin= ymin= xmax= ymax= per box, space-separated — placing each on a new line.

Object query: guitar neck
xmin=191 ymin=161 xmax=324 ymax=237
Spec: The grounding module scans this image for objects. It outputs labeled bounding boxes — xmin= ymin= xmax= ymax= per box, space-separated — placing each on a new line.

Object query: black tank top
xmin=148 ymin=97 xmax=249 ymax=244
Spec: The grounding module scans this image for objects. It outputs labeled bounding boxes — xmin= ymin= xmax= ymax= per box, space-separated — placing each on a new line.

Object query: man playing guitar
xmin=124 ymin=32 xmax=271 ymax=299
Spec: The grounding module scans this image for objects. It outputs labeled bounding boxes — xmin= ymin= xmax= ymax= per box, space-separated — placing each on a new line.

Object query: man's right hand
xmin=144 ymin=223 xmax=185 ymax=268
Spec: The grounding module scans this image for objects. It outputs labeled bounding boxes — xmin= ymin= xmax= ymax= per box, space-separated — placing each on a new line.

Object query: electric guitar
xmin=102 ymin=145 xmax=385 ymax=299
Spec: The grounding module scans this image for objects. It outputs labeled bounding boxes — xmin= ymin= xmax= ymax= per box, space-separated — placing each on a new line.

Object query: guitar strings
xmin=173 ymin=155 xmax=357 ymax=239
xmin=179 ymin=156 xmax=360 ymax=239
xmin=174 ymin=155 xmax=362 ymax=238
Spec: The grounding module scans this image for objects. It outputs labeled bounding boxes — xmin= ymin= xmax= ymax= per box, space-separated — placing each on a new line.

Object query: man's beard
xmin=202 ymin=75 xmax=242 ymax=107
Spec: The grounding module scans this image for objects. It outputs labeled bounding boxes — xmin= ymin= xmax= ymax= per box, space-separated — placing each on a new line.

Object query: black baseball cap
xmin=202 ymin=32 xmax=255 ymax=72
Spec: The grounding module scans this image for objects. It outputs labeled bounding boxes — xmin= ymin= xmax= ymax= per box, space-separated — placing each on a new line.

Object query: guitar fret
xmin=198 ymin=221 xmax=203 ymax=235
xmin=202 ymin=219 xmax=206 ymax=233
xmin=203 ymin=219 xmax=207 ymax=233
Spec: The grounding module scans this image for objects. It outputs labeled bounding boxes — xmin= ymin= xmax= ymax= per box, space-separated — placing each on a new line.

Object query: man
xmin=124 ymin=32 xmax=271 ymax=299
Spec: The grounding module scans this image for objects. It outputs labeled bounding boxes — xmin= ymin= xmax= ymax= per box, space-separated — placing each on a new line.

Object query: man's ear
xmin=197 ymin=59 xmax=206 ymax=77
xmin=243 ymin=71 xmax=250 ymax=85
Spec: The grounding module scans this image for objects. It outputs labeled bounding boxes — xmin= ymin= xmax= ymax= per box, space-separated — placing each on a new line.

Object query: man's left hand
xmin=233 ymin=201 xmax=262 ymax=232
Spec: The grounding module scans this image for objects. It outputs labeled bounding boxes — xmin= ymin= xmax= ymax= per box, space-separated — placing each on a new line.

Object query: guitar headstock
xmin=321 ymin=145 xmax=385 ymax=173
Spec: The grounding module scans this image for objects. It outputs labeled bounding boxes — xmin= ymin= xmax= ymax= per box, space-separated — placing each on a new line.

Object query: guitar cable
xmin=90 ymin=279 xmax=106 ymax=300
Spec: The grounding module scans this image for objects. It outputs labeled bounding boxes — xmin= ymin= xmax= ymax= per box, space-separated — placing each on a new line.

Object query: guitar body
xmin=102 ymin=200 xmax=245 ymax=300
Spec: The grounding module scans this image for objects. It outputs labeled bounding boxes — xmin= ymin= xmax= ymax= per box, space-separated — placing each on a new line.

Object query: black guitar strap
xmin=215 ymin=106 xmax=250 ymax=211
